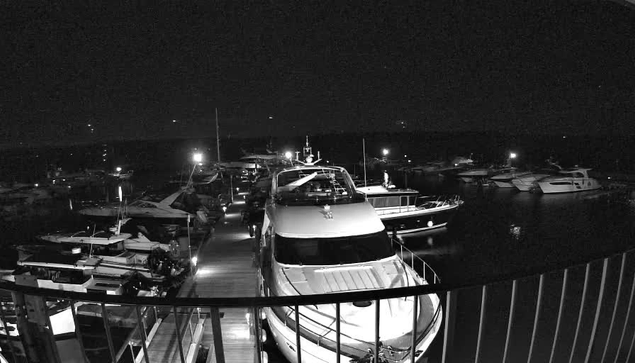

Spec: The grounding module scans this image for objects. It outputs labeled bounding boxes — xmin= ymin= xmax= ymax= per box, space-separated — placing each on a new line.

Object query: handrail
xmin=2 ymin=247 xmax=633 ymax=308
xmin=392 ymin=236 xmax=441 ymax=285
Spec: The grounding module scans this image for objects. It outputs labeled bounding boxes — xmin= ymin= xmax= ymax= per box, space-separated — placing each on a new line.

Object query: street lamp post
xmin=189 ymin=152 xmax=203 ymax=185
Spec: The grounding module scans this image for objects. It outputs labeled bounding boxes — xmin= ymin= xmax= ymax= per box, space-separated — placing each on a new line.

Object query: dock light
xmin=34 ymin=183 xmax=39 ymax=187
xmin=191 ymin=256 xmax=198 ymax=266
xmin=427 ymin=220 xmax=434 ymax=228
xmin=192 ymin=152 xmax=203 ymax=163
xmin=284 ymin=151 xmax=293 ymax=160
xmin=115 ymin=166 xmax=122 ymax=173
xmin=382 ymin=148 xmax=390 ymax=156
xmin=509 ymin=152 xmax=517 ymax=159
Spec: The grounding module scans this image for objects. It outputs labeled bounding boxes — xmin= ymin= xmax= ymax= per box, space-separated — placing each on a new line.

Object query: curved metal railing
xmin=2 ymin=247 xmax=635 ymax=363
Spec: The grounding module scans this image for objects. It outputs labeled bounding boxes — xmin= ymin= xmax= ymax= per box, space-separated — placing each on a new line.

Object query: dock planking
xmin=175 ymin=198 xmax=258 ymax=362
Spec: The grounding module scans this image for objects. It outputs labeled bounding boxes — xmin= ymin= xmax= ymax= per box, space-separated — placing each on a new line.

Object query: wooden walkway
xmin=142 ymin=198 xmax=258 ymax=363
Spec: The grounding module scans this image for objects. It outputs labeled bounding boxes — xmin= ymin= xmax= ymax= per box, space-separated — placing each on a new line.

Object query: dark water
xmin=398 ymin=173 xmax=635 ymax=285
xmin=2 ymin=167 xmax=634 ymax=285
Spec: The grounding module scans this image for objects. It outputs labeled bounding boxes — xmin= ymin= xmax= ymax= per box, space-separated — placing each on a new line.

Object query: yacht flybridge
xmin=357 ymin=185 xmax=462 ymax=234
xmin=257 ymin=165 xmax=442 ymax=363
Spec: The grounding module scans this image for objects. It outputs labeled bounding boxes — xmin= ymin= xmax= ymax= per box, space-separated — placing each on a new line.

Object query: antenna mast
xmin=362 ymin=138 xmax=367 ymax=187
xmin=215 ymin=108 xmax=221 ymax=163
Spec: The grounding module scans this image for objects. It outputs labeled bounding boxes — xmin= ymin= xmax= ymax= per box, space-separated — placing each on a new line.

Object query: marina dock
xmin=135 ymin=197 xmax=258 ymax=363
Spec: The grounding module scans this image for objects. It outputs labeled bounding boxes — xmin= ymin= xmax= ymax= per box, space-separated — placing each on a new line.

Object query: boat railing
xmin=392 ymin=236 xmax=441 ymax=285
xmin=416 ymin=194 xmax=463 ymax=210
xmin=4 ymin=248 xmax=635 ymax=363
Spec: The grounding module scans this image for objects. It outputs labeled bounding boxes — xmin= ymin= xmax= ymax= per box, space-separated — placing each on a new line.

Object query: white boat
xmin=357 ymin=185 xmax=462 ymax=234
xmin=456 ymin=168 xmax=496 ymax=183
xmin=537 ymin=168 xmax=602 ymax=194
xmin=490 ymin=169 xmax=533 ymax=188
xmin=35 ymin=224 xmax=182 ymax=283
xmin=258 ymin=165 xmax=442 ymax=363
xmin=3 ymin=254 xmax=135 ymax=295
xmin=78 ymin=188 xmax=208 ymax=224
xmin=511 ymin=173 xmax=551 ymax=192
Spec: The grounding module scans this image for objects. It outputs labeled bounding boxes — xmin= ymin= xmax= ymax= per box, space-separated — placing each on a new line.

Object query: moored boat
xmin=537 ymin=168 xmax=602 ymax=194
xmin=258 ymin=165 xmax=442 ymax=363
xmin=511 ymin=173 xmax=551 ymax=192
xmin=357 ymin=185 xmax=462 ymax=234
xmin=490 ymin=169 xmax=533 ymax=188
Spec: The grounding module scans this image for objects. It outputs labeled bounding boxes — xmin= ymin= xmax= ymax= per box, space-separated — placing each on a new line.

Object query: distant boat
xmin=490 ymin=169 xmax=533 ymax=188
xmin=511 ymin=173 xmax=552 ymax=192
xmin=357 ymin=185 xmax=463 ymax=234
xmin=78 ymin=189 xmax=208 ymax=224
xmin=537 ymin=168 xmax=602 ymax=194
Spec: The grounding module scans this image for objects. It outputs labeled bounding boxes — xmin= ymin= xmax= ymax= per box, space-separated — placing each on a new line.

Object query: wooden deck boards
xmin=178 ymin=199 xmax=258 ymax=299
xmin=165 ymin=199 xmax=257 ymax=363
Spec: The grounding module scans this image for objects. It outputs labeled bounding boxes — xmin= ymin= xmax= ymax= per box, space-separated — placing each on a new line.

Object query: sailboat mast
xmin=362 ymin=138 xmax=367 ymax=187
xmin=215 ymin=108 xmax=221 ymax=163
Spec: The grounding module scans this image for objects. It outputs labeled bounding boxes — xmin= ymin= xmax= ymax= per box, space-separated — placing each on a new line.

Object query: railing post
xmin=569 ymin=263 xmax=592 ymax=363
xmin=172 ymin=306 xmax=186 ymax=363
xmin=253 ymin=307 xmax=262 ymax=363
xmin=295 ymin=305 xmax=302 ymax=363
xmin=601 ymin=254 xmax=626 ymax=363
xmin=549 ymin=269 xmax=569 ymax=363
xmin=474 ymin=285 xmax=488 ymax=363
xmin=502 ymin=280 xmax=518 ymax=363
xmin=584 ymin=258 xmax=609 ymax=363
xmin=442 ymin=290 xmax=457 ymax=363
xmin=10 ymin=292 xmax=38 ymax=362
xmin=69 ymin=300 xmax=89 ymax=363
xmin=210 ymin=307 xmax=226 ymax=363
xmin=410 ymin=295 xmax=419 ymax=363
xmin=614 ymin=268 xmax=635 ymax=363
xmin=336 ymin=302 xmax=341 ymax=363
xmin=527 ymin=274 xmax=546 ymax=363
xmin=0 ymin=301 xmax=18 ymax=363
xmin=101 ymin=302 xmax=117 ymax=363
xmin=136 ymin=305 xmax=151 ymax=363
xmin=374 ymin=299 xmax=380 ymax=363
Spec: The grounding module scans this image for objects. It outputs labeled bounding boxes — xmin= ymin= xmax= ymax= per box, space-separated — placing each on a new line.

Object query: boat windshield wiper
xmin=278 ymin=172 xmax=318 ymax=192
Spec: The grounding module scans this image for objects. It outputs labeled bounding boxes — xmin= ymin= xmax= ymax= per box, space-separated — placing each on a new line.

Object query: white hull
xmin=492 ymin=181 xmax=515 ymax=188
xmin=538 ymin=180 xmax=602 ymax=194
xmin=265 ymin=293 xmax=442 ymax=363
xmin=511 ymin=174 xmax=550 ymax=192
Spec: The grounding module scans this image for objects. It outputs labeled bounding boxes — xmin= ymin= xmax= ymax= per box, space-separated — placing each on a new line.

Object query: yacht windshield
xmin=275 ymin=168 xmax=363 ymax=205
xmin=274 ymin=231 xmax=394 ymax=265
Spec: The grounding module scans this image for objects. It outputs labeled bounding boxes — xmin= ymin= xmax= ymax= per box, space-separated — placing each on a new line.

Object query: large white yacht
xmin=258 ymin=165 xmax=442 ymax=363
xmin=537 ymin=168 xmax=602 ymax=194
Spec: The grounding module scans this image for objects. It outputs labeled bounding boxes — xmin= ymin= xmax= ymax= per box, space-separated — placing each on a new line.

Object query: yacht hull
xmin=492 ymin=180 xmax=515 ymax=188
xmin=511 ymin=174 xmax=550 ymax=192
xmin=379 ymin=204 xmax=460 ymax=234
xmin=264 ymin=293 xmax=442 ymax=363
xmin=538 ymin=181 xmax=602 ymax=194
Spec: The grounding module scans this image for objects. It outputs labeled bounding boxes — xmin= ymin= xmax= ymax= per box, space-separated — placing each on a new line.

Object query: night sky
xmin=2 ymin=0 xmax=635 ymax=146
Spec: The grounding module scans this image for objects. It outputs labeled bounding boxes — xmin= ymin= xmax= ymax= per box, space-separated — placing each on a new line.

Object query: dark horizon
xmin=2 ymin=1 xmax=635 ymax=146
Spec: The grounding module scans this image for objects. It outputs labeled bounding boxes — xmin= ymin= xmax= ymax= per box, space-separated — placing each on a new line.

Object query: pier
xmin=128 ymin=197 xmax=258 ymax=363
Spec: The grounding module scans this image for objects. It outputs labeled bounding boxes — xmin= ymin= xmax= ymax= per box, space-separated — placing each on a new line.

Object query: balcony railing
xmin=2 ymin=247 xmax=635 ymax=363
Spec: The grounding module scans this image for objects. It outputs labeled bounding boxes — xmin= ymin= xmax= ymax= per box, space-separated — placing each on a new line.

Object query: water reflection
xmin=401 ymin=174 xmax=635 ymax=284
